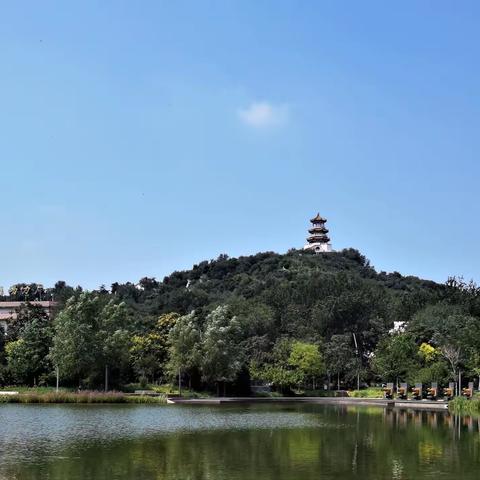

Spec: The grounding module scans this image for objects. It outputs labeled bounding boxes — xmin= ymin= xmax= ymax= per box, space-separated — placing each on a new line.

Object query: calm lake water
xmin=0 ymin=403 xmax=479 ymax=479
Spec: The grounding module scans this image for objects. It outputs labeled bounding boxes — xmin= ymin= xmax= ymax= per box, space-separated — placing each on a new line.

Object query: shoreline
xmin=167 ymin=396 xmax=449 ymax=411
xmin=0 ymin=392 xmax=461 ymax=412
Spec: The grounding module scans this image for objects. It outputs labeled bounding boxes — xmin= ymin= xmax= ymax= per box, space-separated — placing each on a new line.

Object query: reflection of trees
xmin=2 ymin=407 xmax=480 ymax=480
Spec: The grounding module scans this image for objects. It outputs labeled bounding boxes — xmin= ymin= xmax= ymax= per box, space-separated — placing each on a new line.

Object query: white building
xmin=0 ymin=301 xmax=56 ymax=333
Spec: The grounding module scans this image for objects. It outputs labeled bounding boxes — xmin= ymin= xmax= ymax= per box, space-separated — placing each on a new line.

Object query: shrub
xmin=449 ymin=396 xmax=480 ymax=415
xmin=0 ymin=391 xmax=167 ymax=404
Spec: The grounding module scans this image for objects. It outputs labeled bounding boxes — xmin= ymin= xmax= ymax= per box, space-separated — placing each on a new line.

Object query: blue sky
xmin=1 ymin=1 xmax=479 ymax=290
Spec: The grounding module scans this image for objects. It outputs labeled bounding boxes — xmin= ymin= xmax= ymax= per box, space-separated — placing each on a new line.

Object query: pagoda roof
xmin=310 ymin=213 xmax=327 ymax=223
xmin=307 ymin=234 xmax=330 ymax=243
xmin=309 ymin=226 xmax=329 ymax=234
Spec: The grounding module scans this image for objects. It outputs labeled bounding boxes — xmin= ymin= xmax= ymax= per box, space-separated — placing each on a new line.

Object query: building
xmin=304 ymin=213 xmax=333 ymax=253
xmin=0 ymin=301 xmax=56 ymax=333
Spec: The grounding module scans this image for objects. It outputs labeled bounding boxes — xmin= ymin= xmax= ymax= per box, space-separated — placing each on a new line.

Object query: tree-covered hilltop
xmin=113 ymin=248 xmax=445 ymax=323
xmin=1 ymin=248 xmax=480 ymax=394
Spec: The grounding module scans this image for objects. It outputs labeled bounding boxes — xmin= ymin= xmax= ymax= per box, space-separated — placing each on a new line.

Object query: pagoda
xmin=304 ymin=213 xmax=333 ymax=253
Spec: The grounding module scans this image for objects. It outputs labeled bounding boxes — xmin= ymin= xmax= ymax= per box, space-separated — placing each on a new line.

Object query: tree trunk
xmin=337 ymin=372 xmax=340 ymax=391
xmin=216 ymin=382 xmax=220 ymax=397
xmin=189 ymin=375 xmax=192 ymax=390
xmin=178 ymin=368 xmax=182 ymax=397
xmin=56 ymin=366 xmax=59 ymax=393
xmin=223 ymin=382 xmax=226 ymax=397
xmin=458 ymin=370 xmax=462 ymax=397
xmin=105 ymin=365 xmax=109 ymax=392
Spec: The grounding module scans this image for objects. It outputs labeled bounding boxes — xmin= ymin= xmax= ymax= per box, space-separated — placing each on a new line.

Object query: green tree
xmin=6 ymin=303 xmax=49 ymax=343
xmin=288 ymin=341 xmax=325 ymax=389
xmin=371 ymin=333 xmax=419 ymax=384
xmin=5 ymin=312 xmax=52 ymax=385
xmin=50 ymin=293 xmax=104 ymax=386
xmin=168 ymin=311 xmax=201 ymax=392
xmin=130 ymin=312 xmax=179 ymax=384
xmin=419 ymin=310 xmax=480 ymax=392
xmin=201 ymin=306 xmax=244 ymax=395
xmin=325 ymin=334 xmax=357 ymax=389
xmin=249 ymin=338 xmax=302 ymax=393
xmin=98 ymin=301 xmax=131 ymax=391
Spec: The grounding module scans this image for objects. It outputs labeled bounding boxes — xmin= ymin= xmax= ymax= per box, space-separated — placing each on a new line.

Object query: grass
xmin=448 ymin=395 xmax=480 ymax=415
xmin=0 ymin=386 xmax=73 ymax=394
xmin=0 ymin=390 xmax=167 ymax=404
xmin=348 ymin=387 xmax=384 ymax=398
xmin=252 ymin=391 xmax=284 ymax=398
xmin=123 ymin=383 xmax=212 ymax=399
xmin=298 ymin=389 xmax=339 ymax=397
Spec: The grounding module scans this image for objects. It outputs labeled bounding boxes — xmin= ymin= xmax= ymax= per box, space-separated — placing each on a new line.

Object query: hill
xmin=2 ymin=248 xmax=480 ymax=393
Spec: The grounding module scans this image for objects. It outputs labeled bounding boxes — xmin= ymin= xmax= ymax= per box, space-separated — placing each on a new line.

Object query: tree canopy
xmin=1 ymin=248 xmax=479 ymax=392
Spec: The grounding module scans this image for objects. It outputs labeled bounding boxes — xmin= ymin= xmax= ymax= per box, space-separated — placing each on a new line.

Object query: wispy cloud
xmin=238 ymin=101 xmax=289 ymax=129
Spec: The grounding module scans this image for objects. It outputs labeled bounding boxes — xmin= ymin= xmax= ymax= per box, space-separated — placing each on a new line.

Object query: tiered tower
xmin=304 ymin=213 xmax=333 ymax=253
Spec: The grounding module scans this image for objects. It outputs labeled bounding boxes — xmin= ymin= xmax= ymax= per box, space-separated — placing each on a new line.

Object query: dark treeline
xmin=1 ymin=248 xmax=480 ymax=394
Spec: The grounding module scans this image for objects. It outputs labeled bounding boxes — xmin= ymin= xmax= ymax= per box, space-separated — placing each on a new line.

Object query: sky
xmin=1 ymin=1 xmax=479 ymax=290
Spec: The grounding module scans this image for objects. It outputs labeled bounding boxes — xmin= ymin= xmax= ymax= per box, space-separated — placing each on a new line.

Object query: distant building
xmin=0 ymin=301 xmax=56 ymax=333
xmin=304 ymin=213 xmax=333 ymax=253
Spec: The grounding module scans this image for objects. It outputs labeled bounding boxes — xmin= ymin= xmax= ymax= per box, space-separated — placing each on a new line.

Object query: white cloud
xmin=238 ymin=101 xmax=289 ymax=128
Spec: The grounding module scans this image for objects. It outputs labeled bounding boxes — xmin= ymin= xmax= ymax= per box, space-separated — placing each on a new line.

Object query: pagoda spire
xmin=304 ymin=212 xmax=333 ymax=253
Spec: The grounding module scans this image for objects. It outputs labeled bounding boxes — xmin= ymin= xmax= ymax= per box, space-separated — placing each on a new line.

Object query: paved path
xmin=167 ymin=396 xmax=449 ymax=410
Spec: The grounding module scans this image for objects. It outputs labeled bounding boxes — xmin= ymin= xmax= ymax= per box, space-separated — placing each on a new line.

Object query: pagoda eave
xmin=307 ymin=236 xmax=330 ymax=243
xmin=309 ymin=227 xmax=329 ymax=234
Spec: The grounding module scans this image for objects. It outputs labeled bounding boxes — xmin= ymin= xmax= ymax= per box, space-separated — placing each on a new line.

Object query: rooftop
xmin=0 ymin=301 xmax=56 ymax=309
xmin=310 ymin=213 xmax=327 ymax=223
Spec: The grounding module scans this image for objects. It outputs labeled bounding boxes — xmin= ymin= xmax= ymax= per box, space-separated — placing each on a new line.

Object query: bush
xmin=449 ymin=396 xmax=480 ymax=415
xmin=0 ymin=391 xmax=167 ymax=404
xmin=348 ymin=387 xmax=384 ymax=398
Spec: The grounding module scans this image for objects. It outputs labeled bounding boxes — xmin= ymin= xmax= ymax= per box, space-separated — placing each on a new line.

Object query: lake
xmin=0 ymin=403 xmax=478 ymax=479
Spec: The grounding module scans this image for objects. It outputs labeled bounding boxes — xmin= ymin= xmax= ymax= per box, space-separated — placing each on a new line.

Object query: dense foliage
xmin=1 ymin=248 xmax=480 ymax=393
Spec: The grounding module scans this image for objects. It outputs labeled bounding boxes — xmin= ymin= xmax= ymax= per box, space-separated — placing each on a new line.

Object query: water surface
xmin=0 ymin=403 xmax=478 ymax=479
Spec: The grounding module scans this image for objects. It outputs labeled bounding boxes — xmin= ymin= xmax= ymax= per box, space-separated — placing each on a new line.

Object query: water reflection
xmin=0 ymin=404 xmax=478 ymax=480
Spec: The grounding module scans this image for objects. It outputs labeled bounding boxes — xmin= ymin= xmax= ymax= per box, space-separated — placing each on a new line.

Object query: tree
xmin=6 ymin=303 xmax=49 ymax=343
xmin=201 ymin=306 xmax=244 ymax=395
xmin=50 ymin=293 xmax=104 ymax=386
xmin=5 ymin=312 xmax=52 ymax=385
xmin=431 ymin=313 xmax=480 ymax=393
xmin=325 ymin=334 xmax=357 ymax=390
xmin=467 ymin=352 xmax=480 ymax=392
xmin=418 ymin=342 xmax=437 ymax=363
xmin=249 ymin=339 xmax=324 ymax=393
xmin=98 ymin=301 xmax=131 ymax=391
xmin=50 ymin=281 xmax=76 ymax=305
xmin=371 ymin=333 xmax=418 ymax=385
xmin=249 ymin=338 xmax=302 ymax=393
xmin=130 ymin=313 xmax=179 ymax=384
xmin=130 ymin=334 xmax=162 ymax=384
xmin=168 ymin=311 xmax=201 ymax=392
xmin=288 ymin=341 xmax=325 ymax=390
